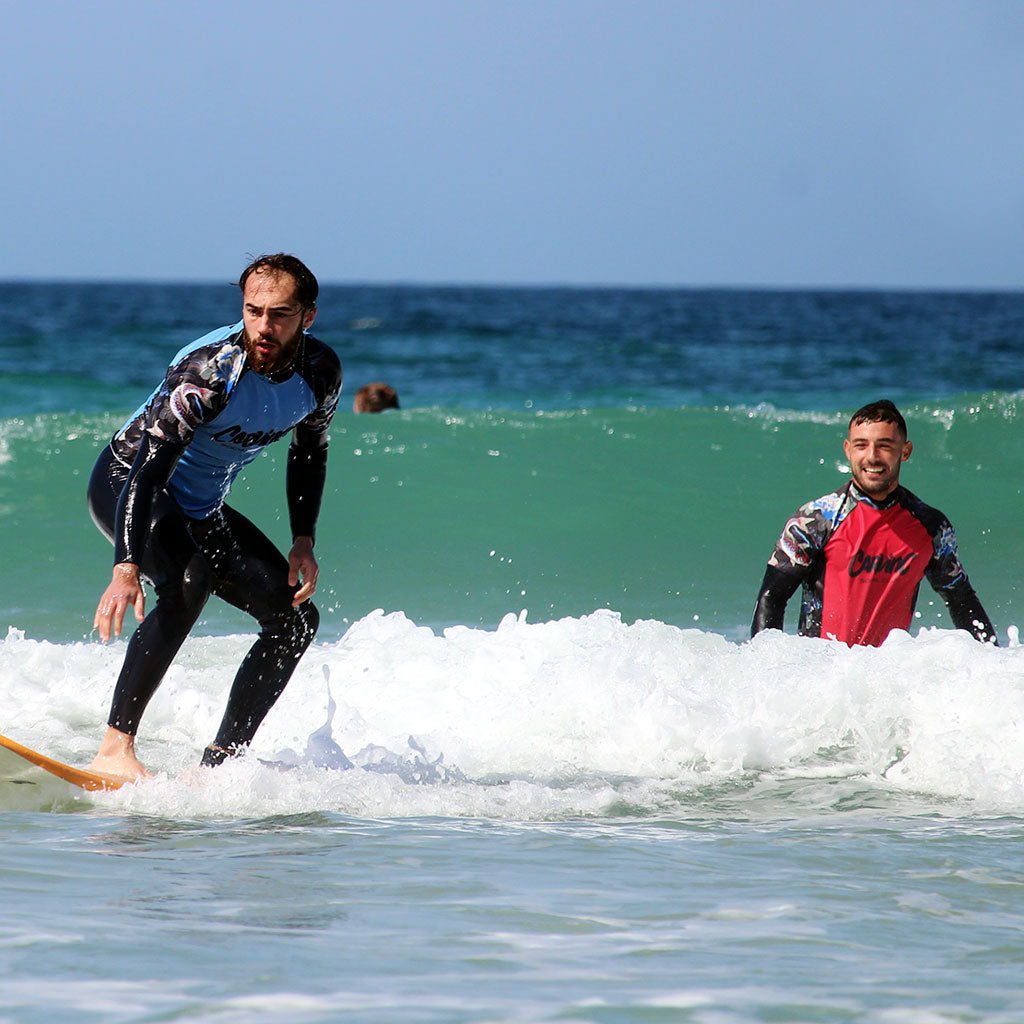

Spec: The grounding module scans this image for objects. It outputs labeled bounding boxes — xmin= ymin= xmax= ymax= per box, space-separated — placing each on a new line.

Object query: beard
xmin=244 ymin=325 xmax=302 ymax=375
xmin=852 ymin=464 xmax=900 ymax=497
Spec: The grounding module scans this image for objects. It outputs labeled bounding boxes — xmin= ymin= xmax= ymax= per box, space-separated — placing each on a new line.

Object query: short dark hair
xmin=238 ymin=254 xmax=318 ymax=308
xmin=354 ymin=382 xmax=400 ymax=413
xmin=849 ymin=399 xmax=907 ymax=439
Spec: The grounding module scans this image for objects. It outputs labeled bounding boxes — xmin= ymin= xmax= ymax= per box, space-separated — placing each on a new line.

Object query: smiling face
xmin=843 ymin=417 xmax=912 ymax=500
xmin=241 ymin=269 xmax=317 ymax=375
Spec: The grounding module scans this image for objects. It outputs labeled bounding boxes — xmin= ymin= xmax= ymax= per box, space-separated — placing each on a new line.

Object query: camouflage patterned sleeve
xmin=139 ymin=342 xmax=241 ymax=445
xmin=752 ymin=489 xmax=848 ymax=638
xmin=922 ymin=518 xmax=968 ymax=591
xmin=767 ymin=496 xmax=837 ymax=572
xmin=924 ymin=519 xmax=997 ymax=644
xmin=293 ymin=337 xmax=342 ymax=445
xmin=296 ymin=383 xmax=340 ymax=439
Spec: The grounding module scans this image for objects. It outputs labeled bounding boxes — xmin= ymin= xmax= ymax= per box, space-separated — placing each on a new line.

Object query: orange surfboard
xmin=0 ymin=732 xmax=127 ymax=791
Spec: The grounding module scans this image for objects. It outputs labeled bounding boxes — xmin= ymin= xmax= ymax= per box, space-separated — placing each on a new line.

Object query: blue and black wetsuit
xmin=88 ymin=323 xmax=342 ymax=763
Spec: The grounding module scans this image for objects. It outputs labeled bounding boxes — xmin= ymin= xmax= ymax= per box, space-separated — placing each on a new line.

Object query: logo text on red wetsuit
xmin=848 ymin=549 xmax=918 ymax=578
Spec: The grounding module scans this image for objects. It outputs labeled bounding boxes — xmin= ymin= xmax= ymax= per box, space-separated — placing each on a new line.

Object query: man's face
xmin=241 ymin=270 xmax=316 ymax=374
xmin=843 ymin=418 xmax=912 ymax=500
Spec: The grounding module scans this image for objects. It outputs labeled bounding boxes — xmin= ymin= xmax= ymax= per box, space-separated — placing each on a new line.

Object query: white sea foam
xmin=2 ymin=611 xmax=1022 ymax=819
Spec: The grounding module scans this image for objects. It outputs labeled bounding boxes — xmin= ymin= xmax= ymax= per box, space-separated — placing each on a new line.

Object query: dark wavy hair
xmin=238 ymin=254 xmax=318 ymax=308
xmin=849 ymin=399 xmax=907 ymax=440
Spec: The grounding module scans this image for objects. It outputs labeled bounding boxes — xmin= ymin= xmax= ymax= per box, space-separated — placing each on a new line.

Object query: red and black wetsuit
xmin=752 ymin=481 xmax=996 ymax=647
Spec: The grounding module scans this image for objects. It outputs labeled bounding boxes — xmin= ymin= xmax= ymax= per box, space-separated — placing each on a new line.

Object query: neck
xmin=850 ymin=479 xmax=900 ymax=504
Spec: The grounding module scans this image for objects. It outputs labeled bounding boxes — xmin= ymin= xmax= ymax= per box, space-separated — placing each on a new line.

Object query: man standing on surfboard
xmin=87 ymin=254 xmax=342 ymax=780
xmin=751 ymin=399 xmax=996 ymax=648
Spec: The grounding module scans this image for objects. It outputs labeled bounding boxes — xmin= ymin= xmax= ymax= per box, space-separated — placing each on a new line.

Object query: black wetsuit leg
xmin=189 ymin=505 xmax=319 ymax=761
xmin=88 ymin=446 xmax=214 ymax=735
xmin=88 ymin=446 xmax=318 ymax=755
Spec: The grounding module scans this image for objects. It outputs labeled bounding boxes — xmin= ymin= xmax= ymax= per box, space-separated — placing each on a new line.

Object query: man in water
xmin=353 ymin=382 xmax=399 ymax=413
xmin=88 ymin=254 xmax=342 ymax=780
xmin=751 ymin=399 xmax=996 ymax=647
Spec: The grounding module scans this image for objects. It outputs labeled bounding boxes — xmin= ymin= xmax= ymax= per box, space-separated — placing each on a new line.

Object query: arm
xmin=285 ymin=423 xmax=329 ymax=606
xmin=924 ymin=519 xmax=998 ymax=645
xmin=94 ymin=432 xmax=184 ymax=641
xmin=750 ymin=496 xmax=835 ymax=639
xmin=751 ymin=565 xmax=803 ymax=637
xmin=285 ymin=335 xmax=342 ymax=606
xmin=286 ymin=425 xmax=328 ymax=542
xmin=113 ymin=432 xmax=184 ymax=565
xmin=939 ymin=580 xmax=998 ymax=645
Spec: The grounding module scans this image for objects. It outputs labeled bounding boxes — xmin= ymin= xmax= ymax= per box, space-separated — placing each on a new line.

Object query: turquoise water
xmin=2 ymin=283 xmax=1024 ymax=1021
xmin=5 ymin=399 xmax=1022 ymax=641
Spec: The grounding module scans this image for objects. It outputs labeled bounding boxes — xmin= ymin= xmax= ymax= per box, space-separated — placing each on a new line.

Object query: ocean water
xmin=2 ymin=282 xmax=1024 ymax=1022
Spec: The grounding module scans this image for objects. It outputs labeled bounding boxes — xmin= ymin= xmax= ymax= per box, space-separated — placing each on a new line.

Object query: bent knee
xmin=180 ymin=555 xmax=214 ymax=616
xmin=262 ymin=598 xmax=319 ymax=649
xmin=296 ymin=599 xmax=320 ymax=643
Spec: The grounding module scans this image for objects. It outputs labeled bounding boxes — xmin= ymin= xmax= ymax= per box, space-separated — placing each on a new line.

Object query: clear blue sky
xmin=3 ymin=0 xmax=1023 ymax=288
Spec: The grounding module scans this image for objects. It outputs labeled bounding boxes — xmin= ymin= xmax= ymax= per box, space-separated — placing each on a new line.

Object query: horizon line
xmin=1 ymin=275 xmax=1022 ymax=296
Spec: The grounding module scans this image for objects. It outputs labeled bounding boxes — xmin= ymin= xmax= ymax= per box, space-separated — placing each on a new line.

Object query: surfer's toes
xmin=89 ymin=755 xmax=152 ymax=782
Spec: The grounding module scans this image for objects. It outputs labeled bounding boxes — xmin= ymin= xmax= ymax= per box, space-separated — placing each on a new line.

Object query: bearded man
xmin=87 ymin=254 xmax=342 ymax=779
xmin=752 ymin=399 xmax=996 ymax=647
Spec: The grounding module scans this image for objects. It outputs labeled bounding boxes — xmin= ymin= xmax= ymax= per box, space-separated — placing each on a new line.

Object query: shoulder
xmin=145 ymin=325 xmax=246 ymax=439
xmin=804 ymin=485 xmax=852 ymax=524
xmin=769 ymin=486 xmax=849 ymax=567
xmin=892 ymin=486 xmax=951 ymax=536
xmin=296 ymin=333 xmax=343 ymax=404
xmin=789 ymin=485 xmax=855 ymax=537
xmin=166 ymin=323 xmax=247 ymax=391
xmin=891 ymin=486 xmax=962 ymax=565
xmin=300 ymin=333 xmax=342 ymax=375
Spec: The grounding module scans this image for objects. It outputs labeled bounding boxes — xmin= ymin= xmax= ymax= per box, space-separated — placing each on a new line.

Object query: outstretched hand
xmin=94 ymin=563 xmax=146 ymax=642
xmin=289 ymin=536 xmax=319 ymax=607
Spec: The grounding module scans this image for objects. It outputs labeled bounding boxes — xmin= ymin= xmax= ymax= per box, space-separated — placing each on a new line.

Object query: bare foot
xmin=89 ymin=726 xmax=153 ymax=782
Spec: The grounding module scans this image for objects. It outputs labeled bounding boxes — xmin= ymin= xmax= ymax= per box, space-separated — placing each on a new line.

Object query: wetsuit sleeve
xmin=114 ymin=432 xmax=185 ymax=565
xmin=940 ymin=582 xmax=998 ymax=645
xmin=924 ymin=519 xmax=998 ymax=645
xmin=286 ymin=426 xmax=329 ymax=541
xmin=287 ymin=337 xmax=342 ymax=542
xmin=752 ymin=565 xmax=803 ymax=634
xmin=750 ymin=499 xmax=832 ymax=638
xmin=142 ymin=348 xmax=235 ymax=445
